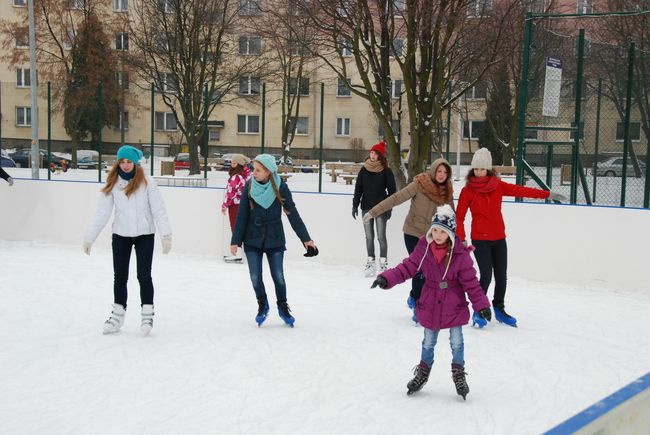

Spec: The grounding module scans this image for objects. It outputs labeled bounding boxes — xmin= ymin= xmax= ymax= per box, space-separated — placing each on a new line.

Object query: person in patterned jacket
xmin=222 ymin=154 xmax=251 ymax=262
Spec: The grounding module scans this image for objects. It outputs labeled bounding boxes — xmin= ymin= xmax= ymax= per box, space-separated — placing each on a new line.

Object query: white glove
xmin=362 ymin=213 xmax=373 ymax=224
xmin=7 ymin=177 xmax=14 ymax=186
xmin=549 ymin=191 xmax=568 ymax=203
xmin=162 ymin=237 xmax=172 ymax=255
xmin=83 ymin=241 xmax=92 ymax=256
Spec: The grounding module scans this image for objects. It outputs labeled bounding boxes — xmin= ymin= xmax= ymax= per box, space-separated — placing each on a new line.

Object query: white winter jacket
xmin=85 ymin=174 xmax=172 ymax=243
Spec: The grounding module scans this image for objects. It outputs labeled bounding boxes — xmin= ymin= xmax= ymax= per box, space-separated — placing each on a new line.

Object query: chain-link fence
xmin=518 ymin=11 xmax=650 ymax=208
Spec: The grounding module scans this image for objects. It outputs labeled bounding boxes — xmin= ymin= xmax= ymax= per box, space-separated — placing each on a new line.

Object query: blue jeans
xmin=362 ymin=211 xmax=388 ymax=258
xmin=244 ymin=246 xmax=287 ymax=302
xmin=420 ymin=326 xmax=465 ymax=367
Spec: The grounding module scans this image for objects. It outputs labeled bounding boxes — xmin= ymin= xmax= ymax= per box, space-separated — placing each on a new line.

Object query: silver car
xmin=593 ymin=156 xmax=645 ymax=177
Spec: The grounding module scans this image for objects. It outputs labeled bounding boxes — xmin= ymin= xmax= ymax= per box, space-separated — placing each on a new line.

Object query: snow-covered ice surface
xmin=1 ymin=240 xmax=649 ymax=434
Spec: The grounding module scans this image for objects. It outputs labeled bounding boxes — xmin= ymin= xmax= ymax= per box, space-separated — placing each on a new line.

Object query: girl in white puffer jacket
xmin=84 ymin=145 xmax=172 ymax=336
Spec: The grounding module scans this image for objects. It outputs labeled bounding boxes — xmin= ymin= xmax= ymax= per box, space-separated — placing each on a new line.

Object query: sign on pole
xmin=542 ymin=57 xmax=563 ymax=118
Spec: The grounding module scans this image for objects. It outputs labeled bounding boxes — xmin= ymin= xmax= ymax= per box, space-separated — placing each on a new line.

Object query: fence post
xmin=318 ymin=82 xmax=324 ymax=193
xmin=516 ymin=13 xmax=533 ymax=190
xmin=150 ymin=82 xmax=154 ymax=176
xmin=621 ymin=43 xmax=635 ymax=207
xmin=593 ymin=79 xmax=602 ymax=203
xmin=261 ymin=83 xmax=266 ymax=154
xmin=203 ymin=84 xmax=208 ymax=179
xmin=445 ymin=81 xmax=452 ymax=162
xmin=571 ymin=29 xmax=586 ymax=205
xmin=97 ymin=81 xmax=103 ymax=183
xmin=47 ymin=81 xmax=51 ymax=181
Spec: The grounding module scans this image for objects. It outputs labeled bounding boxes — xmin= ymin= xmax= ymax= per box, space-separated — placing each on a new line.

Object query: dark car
xmin=77 ymin=156 xmax=107 ymax=170
xmin=1 ymin=155 xmax=16 ymax=167
xmin=9 ymin=148 xmax=69 ymax=171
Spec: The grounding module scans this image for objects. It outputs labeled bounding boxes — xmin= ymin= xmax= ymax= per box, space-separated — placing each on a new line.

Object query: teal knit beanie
xmin=117 ymin=145 xmax=144 ymax=165
xmin=254 ymin=154 xmax=278 ymax=173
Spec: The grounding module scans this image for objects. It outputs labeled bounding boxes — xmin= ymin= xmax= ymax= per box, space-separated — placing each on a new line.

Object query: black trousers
xmin=472 ymin=238 xmax=508 ymax=308
xmin=404 ymin=233 xmax=426 ymax=301
xmin=112 ymin=233 xmax=155 ymax=309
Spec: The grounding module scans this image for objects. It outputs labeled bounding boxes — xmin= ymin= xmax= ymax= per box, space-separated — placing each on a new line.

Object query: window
xmin=337 ymin=77 xmax=351 ymax=97
xmin=15 ymin=28 xmax=28 ymax=48
xmin=211 ymin=90 xmax=223 ymax=103
xmin=16 ymin=107 xmax=31 ymax=126
xmin=115 ymin=33 xmax=129 ymax=51
xmin=526 ymin=0 xmax=544 ymax=13
xmin=116 ymin=71 xmax=129 ymax=90
xmin=524 ymin=128 xmax=538 ymax=140
xmin=393 ymin=0 xmax=405 ymax=13
xmin=16 ymin=68 xmax=30 ymax=87
xmin=289 ymin=77 xmax=310 ymax=96
xmin=462 ymin=120 xmax=485 ymax=139
xmin=378 ymin=119 xmax=401 ymax=137
xmin=391 ymin=79 xmax=402 ymax=99
xmin=288 ymin=116 xmax=309 ymax=134
xmin=116 ymin=111 xmax=129 ymax=130
xmin=238 ymin=115 xmax=260 ymax=133
xmin=577 ymin=0 xmax=592 ymax=14
xmin=158 ymin=73 xmax=176 ymax=93
xmin=63 ymin=29 xmax=76 ymax=50
xmin=239 ymin=0 xmax=260 ymax=15
xmin=13 ymin=0 xmax=26 ymax=6
xmin=616 ymin=122 xmax=641 ymax=142
xmin=336 ymin=117 xmax=351 ymax=136
xmin=466 ymin=82 xmax=487 ymax=99
xmin=157 ymin=0 xmax=172 ymax=12
xmin=467 ymin=0 xmax=491 ymax=17
xmin=155 ymin=112 xmax=177 ymax=131
xmin=69 ymin=0 xmax=84 ymax=9
xmin=114 ymin=0 xmax=128 ymax=11
xmin=339 ymin=38 xmax=353 ymax=56
xmin=239 ymin=75 xmax=260 ymax=95
xmin=209 ymin=130 xmax=220 ymax=141
xmin=391 ymin=38 xmax=404 ymax=58
xmin=239 ymin=36 xmax=261 ymax=55
xmin=570 ymin=121 xmax=585 ymax=140
xmin=154 ymin=34 xmax=169 ymax=52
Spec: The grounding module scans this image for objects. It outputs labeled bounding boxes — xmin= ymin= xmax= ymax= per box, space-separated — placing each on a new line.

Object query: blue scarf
xmin=250 ymin=173 xmax=282 ymax=209
xmin=118 ymin=168 xmax=135 ymax=181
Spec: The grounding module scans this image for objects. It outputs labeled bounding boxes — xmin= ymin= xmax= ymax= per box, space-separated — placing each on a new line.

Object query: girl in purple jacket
xmin=371 ymin=204 xmax=492 ymax=399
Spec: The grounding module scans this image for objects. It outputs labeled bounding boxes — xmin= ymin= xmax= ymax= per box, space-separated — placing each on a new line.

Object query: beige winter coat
xmin=367 ymin=158 xmax=454 ymax=237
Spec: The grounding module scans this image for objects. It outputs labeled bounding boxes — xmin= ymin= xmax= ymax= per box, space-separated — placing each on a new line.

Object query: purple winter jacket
xmin=379 ymin=235 xmax=490 ymax=331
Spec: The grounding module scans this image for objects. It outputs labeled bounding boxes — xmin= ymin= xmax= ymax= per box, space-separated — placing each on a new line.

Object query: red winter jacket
xmin=456 ymin=177 xmax=550 ymax=241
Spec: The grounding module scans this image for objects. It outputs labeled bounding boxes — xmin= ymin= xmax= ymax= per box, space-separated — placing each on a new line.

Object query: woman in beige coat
xmin=363 ymin=158 xmax=454 ymax=322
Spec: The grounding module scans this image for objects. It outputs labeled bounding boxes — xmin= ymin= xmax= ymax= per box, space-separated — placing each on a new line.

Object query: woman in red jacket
xmin=456 ymin=148 xmax=566 ymax=328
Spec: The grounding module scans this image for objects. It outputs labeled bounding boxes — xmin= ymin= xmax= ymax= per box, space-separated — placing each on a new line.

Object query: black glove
xmin=304 ymin=245 xmax=319 ymax=257
xmin=352 ymin=207 xmax=358 ymax=220
xmin=478 ymin=308 xmax=492 ymax=322
xmin=371 ymin=276 xmax=388 ymax=289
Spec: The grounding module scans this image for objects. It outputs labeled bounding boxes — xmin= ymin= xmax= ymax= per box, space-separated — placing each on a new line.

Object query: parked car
xmin=174 ymin=153 xmax=190 ymax=170
xmin=220 ymin=153 xmax=236 ymax=170
xmin=593 ymin=156 xmax=646 ymax=177
xmin=9 ymin=148 xmax=69 ymax=171
xmin=77 ymin=156 xmax=108 ymax=170
xmin=1 ymin=155 xmax=16 ymax=167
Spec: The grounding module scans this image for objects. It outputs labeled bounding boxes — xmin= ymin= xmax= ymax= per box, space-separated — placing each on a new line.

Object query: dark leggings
xmin=112 ymin=233 xmax=155 ymax=309
xmin=472 ymin=239 xmax=508 ymax=308
xmin=404 ymin=233 xmax=425 ymax=301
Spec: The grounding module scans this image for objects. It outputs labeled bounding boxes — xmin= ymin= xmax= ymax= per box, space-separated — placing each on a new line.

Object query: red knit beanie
xmin=370 ymin=141 xmax=387 ymax=157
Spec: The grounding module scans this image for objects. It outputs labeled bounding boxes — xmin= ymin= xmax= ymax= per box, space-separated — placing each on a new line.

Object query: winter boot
xmin=255 ymin=298 xmax=270 ymax=327
xmin=378 ymin=257 xmax=388 ymax=273
xmin=102 ymin=303 xmax=126 ymax=335
xmin=406 ymin=361 xmax=431 ymax=396
xmin=494 ymin=305 xmax=517 ymax=327
xmin=224 ymin=247 xmax=243 ymax=264
xmin=452 ymin=363 xmax=470 ymax=400
xmin=472 ymin=311 xmax=488 ymax=329
xmin=277 ymin=301 xmax=295 ymax=327
xmin=140 ymin=304 xmax=154 ymax=336
xmin=407 ymin=296 xmax=418 ymax=324
xmin=363 ymin=257 xmax=376 ymax=277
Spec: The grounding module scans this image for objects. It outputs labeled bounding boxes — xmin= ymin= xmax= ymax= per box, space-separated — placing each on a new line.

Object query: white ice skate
xmin=141 ymin=304 xmax=154 ymax=336
xmin=224 ymin=247 xmax=243 ymax=264
xmin=378 ymin=257 xmax=388 ymax=273
xmin=364 ymin=257 xmax=376 ymax=277
xmin=103 ymin=304 xmax=126 ymax=335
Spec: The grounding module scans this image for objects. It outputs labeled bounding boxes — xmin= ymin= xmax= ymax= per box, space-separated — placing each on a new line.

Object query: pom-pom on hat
xmin=254 ymin=154 xmax=278 ymax=174
xmin=231 ymin=154 xmax=250 ymax=167
xmin=471 ymin=147 xmax=492 ymax=170
xmin=117 ymin=145 xmax=143 ymax=165
xmin=426 ymin=204 xmax=457 ymax=247
xmin=370 ymin=141 xmax=387 ymax=157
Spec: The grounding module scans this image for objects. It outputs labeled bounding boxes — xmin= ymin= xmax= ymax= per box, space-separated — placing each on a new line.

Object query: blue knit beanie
xmin=254 ymin=154 xmax=278 ymax=174
xmin=426 ymin=204 xmax=457 ymax=246
xmin=117 ymin=145 xmax=143 ymax=165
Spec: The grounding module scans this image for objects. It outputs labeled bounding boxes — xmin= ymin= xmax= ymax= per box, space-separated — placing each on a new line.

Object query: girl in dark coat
xmin=352 ymin=141 xmax=396 ymax=277
xmin=230 ymin=154 xmax=317 ymax=327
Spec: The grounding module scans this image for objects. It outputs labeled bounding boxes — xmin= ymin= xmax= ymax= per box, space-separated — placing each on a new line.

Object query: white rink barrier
xmin=544 ymin=372 xmax=650 ymax=435
xmin=1 ymin=179 xmax=649 ymax=292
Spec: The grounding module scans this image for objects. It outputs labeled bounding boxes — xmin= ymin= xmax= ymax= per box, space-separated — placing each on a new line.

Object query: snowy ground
xmin=1 ymin=240 xmax=649 ymax=434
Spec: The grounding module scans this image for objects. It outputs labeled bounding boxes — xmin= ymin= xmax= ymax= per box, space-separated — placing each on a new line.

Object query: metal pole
xmin=203 ymin=84 xmax=208 ymax=179
xmin=150 ymin=82 xmax=154 ymax=176
xmin=593 ymin=79 xmax=602 ymax=203
xmin=621 ymin=43 xmax=635 ymax=207
xmin=516 ymin=13 xmax=533 ymax=188
xmin=571 ymin=29 xmax=586 ymax=204
xmin=97 ymin=82 xmax=103 ymax=183
xmin=28 ymin=0 xmax=39 ymax=179
xmin=47 ymin=82 xmax=51 ymax=181
xmin=261 ymin=83 xmax=266 ymax=154
xmin=455 ymin=97 xmax=462 ymax=181
xmin=318 ymin=82 xmax=324 ymax=193
xmin=445 ymin=81 xmax=452 ymax=162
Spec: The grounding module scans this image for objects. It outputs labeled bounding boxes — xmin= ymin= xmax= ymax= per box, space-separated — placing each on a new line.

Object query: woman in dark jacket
xmin=230 ymin=154 xmax=317 ymax=328
xmin=352 ymin=141 xmax=396 ymax=277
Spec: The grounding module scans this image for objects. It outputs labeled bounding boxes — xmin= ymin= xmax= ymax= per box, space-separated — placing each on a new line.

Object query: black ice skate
xmin=452 ymin=363 xmax=470 ymax=400
xmin=406 ymin=361 xmax=431 ymax=396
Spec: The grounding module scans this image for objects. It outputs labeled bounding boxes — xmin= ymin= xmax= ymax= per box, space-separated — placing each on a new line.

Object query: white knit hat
xmin=471 ymin=148 xmax=492 ymax=170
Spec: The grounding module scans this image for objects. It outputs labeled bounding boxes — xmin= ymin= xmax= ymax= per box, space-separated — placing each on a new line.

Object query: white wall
xmin=1 ymin=180 xmax=648 ymax=292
